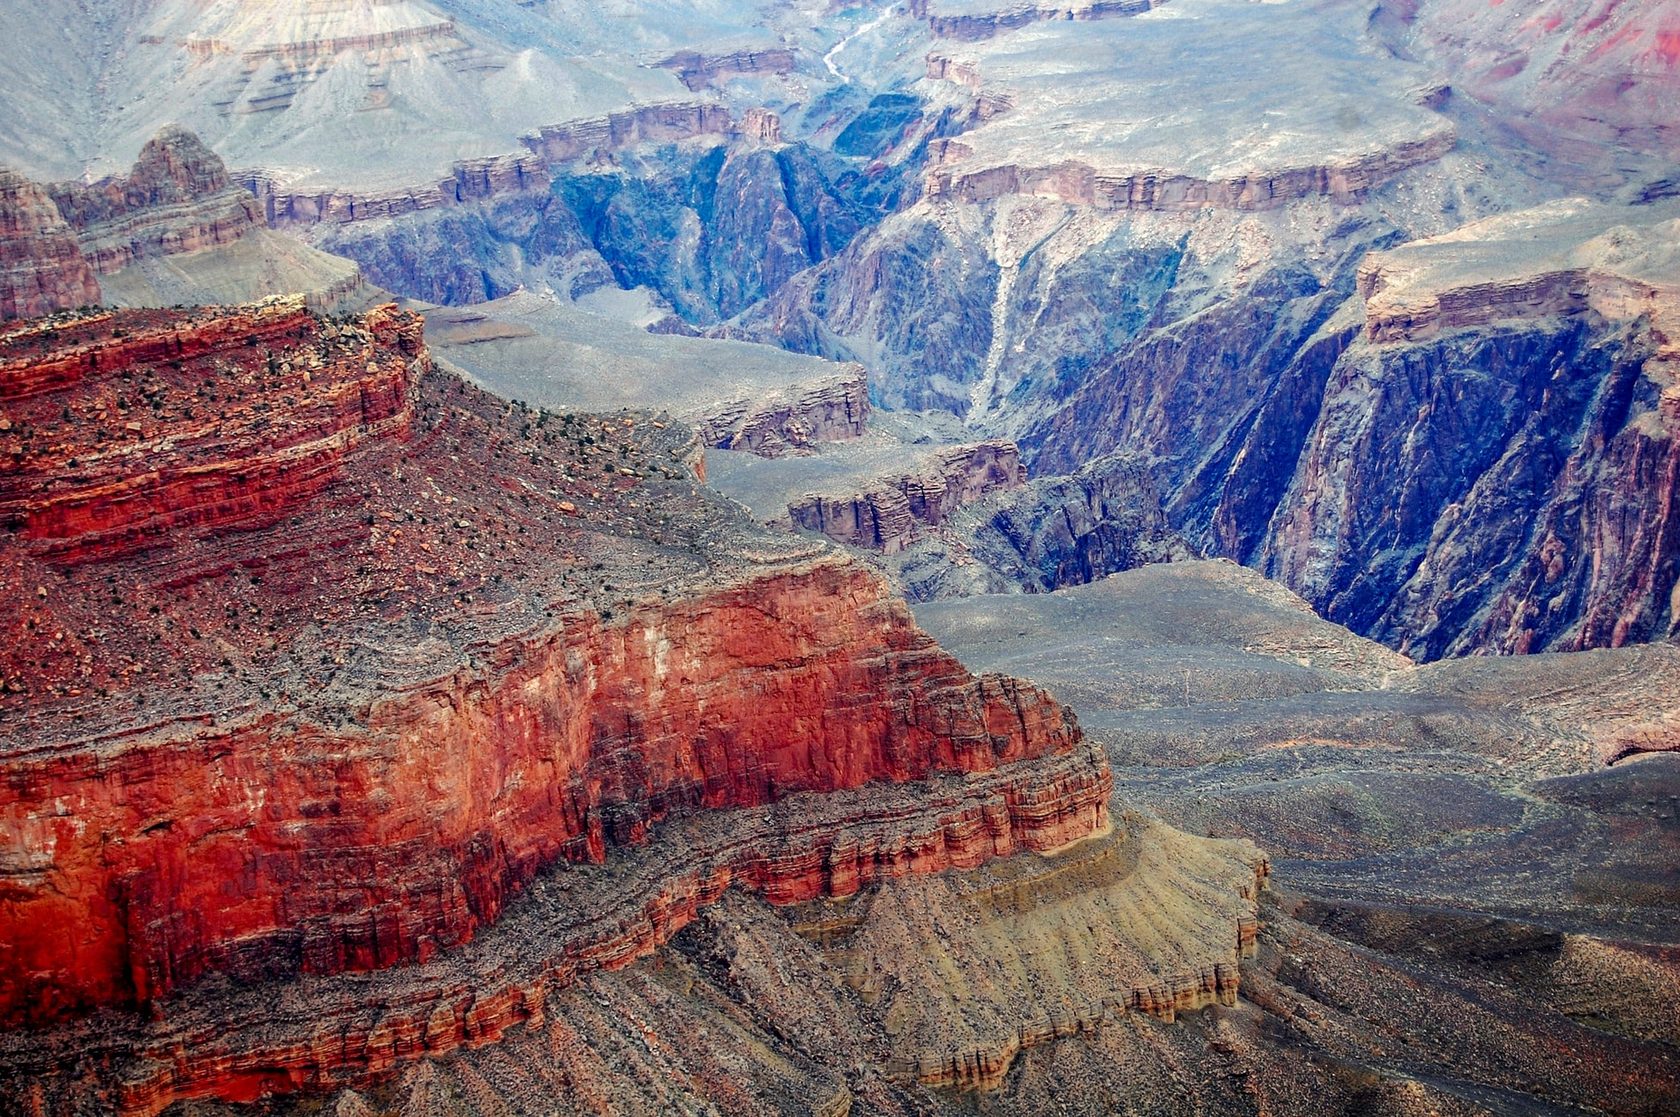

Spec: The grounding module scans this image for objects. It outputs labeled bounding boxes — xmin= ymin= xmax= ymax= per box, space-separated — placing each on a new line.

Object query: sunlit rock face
xmin=0 ymin=299 xmax=1162 ymax=1115
xmin=0 ymin=1 xmax=1678 ymax=1114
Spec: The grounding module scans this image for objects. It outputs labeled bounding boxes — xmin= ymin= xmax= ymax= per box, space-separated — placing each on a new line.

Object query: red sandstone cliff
xmin=0 ymin=171 xmax=102 ymax=320
xmin=0 ymin=301 xmax=1106 ymax=1113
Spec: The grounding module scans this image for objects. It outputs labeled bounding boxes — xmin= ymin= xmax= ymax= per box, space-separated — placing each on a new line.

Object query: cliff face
xmin=658 ymin=47 xmax=797 ymax=90
xmin=1261 ymin=201 xmax=1680 ymax=657
xmin=0 ymin=298 xmax=416 ymax=564
xmin=558 ymin=140 xmax=873 ymax=323
xmin=697 ymin=367 xmax=870 ymax=455
xmin=738 ymin=71 xmax=1679 ymax=660
xmin=924 ymin=132 xmax=1459 ymax=213
xmin=790 ymin=441 xmax=1027 ymax=552
xmin=0 ymin=170 xmax=102 ymax=320
xmin=0 ymin=126 xmax=344 ymax=321
xmin=0 ymin=555 xmax=1097 ymax=1027
xmin=927 ymin=0 xmax=1163 ymax=41
xmin=240 ymin=153 xmax=552 ymax=229
xmin=47 ymin=126 xmax=262 ymax=275
xmin=0 ymin=301 xmax=1111 ymax=1113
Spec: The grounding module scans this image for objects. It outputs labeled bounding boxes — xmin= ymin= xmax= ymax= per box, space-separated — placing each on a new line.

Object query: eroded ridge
xmin=0 ymin=301 xmax=1111 ymax=1114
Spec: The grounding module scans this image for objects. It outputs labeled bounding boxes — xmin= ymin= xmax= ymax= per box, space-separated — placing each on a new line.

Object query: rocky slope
xmin=0 ymin=299 xmax=1278 ymax=1114
xmin=717 ymin=0 xmax=1680 ymax=661
xmin=1377 ymin=0 xmax=1680 ymax=179
xmin=425 ymin=291 xmax=870 ymax=457
xmin=1259 ymin=198 xmax=1680 ymax=657
xmin=44 ymin=126 xmax=262 ymax=276
xmin=913 ymin=562 xmax=1680 ymax=1114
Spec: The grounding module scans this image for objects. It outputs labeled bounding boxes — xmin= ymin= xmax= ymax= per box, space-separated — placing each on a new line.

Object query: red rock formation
xmin=0 ymin=743 xmax=1109 ymax=1117
xmin=789 ymin=441 xmax=1028 ymax=552
xmin=0 ymin=171 xmax=102 ymax=321
xmin=46 ymin=126 xmax=262 ymax=275
xmin=0 ymin=301 xmax=1108 ymax=1113
xmin=0 ymin=553 xmax=1092 ymax=1016
xmin=0 ymin=297 xmax=418 ymax=564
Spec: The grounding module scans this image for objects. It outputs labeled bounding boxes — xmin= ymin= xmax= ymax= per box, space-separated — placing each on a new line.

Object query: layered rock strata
xmin=696 ymin=368 xmax=870 ymax=455
xmin=919 ymin=0 xmax=1457 ymax=212
xmin=925 ymin=132 xmax=1459 ymax=212
xmin=237 ymin=102 xmax=769 ymax=236
xmin=0 ymin=171 xmax=102 ymax=320
xmin=805 ymin=817 xmax=1269 ymax=1091
xmin=239 ymin=153 xmax=552 ymax=229
xmin=0 ymin=301 xmax=1109 ymax=1112
xmin=1356 ymin=198 xmax=1680 ymax=359
xmin=1266 ymin=199 xmax=1680 ymax=656
xmin=928 ymin=0 xmax=1164 ymax=42
xmin=789 ymin=440 xmax=1027 ymax=552
xmin=658 ymin=47 xmax=797 ymax=90
xmin=1 ymin=127 xmax=361 ymax=319
xmin=45 ymin=127 xmax=262 ymax=275
xmin=0 ymin=297 xmax=415 ymax=565
xmin=524 ymin=102 xmax=749 ymax=164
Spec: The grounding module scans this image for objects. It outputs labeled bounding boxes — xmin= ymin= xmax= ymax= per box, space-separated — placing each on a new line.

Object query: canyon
xmin=0 ymin=0 xmax=1678 ymax=1112
xmin=0 ymin=300 xmax=1271 ymax=1115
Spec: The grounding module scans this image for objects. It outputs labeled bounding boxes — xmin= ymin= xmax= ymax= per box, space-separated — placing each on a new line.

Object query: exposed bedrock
xmin=46 ymin=126 xmax=262 ymax=276
xmin=789 ymin=440 xmax=1027 ymax=552
xmin=294 ymin=135 xmax=879 ymax=312
xmin=902 ymin=450 xmax=1186 ymax=600
xmin=927 ymin=0 xmax=1166 ymax=42
xmin=237 ymin=104 xmax=764 ymax=235
xmin=0 ymin=300 xmax=1112 ymax=1114
xmin=741 ymin=173 xmax=1680 ymax=658
xmin=0 ymin=170 xmax=102 ymax=321
xmin=1266 ymin=201 xmax=1680 ymax=657
xmin=0 ymin=298 xmax=419 ymax=565
xmin=1 ymin=126 xmax=362 ymax=318
xmin=557 ymin=141 xmax=878 ymax=322
xmin=238 ymin=153 xmax=553 ymax=230
xmin=697 ymin=367 xmax=870 ymax=455
xmin=1266 ymin=314 xmax=1680 ymax=658
xmin=924 ymin=130 xmax=1460 ymax=213
xmin=657 ymin=47 xmax=797 ymax=90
